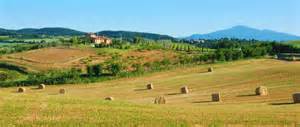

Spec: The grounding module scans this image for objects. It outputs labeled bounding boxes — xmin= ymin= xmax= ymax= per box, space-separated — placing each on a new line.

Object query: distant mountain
xmin=96 ymin=30 xmax=175 ymax=40
xmin=186 ymin=25 xmax=300 ymax=41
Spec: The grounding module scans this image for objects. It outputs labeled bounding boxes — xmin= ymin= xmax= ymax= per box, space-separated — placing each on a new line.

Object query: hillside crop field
xmin=0 ymin=47 xmax=95 ymax=71
xmin=0 ymin=59 xmax=299 ymax=126
xmin=287 ymin=40 xmax=300 ymax=48
xmin=0 ymin=47 xmax=179 ymax=72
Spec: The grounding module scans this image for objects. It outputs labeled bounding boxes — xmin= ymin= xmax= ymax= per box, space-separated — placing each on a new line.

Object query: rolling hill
xmin=0 ymin=27 xmax=84 ymax=36
xmin=96 ymin=30 xmax=175 ymax=40
xmin=187 ymin=25 xmax=300 ymax=41
xmin=0 ymin=59 xmax=299 ymax=126
xmin=0 ymin=27 xmax=175 ymax=40
xmin=16 ymin=28 xmax=85 ymax=36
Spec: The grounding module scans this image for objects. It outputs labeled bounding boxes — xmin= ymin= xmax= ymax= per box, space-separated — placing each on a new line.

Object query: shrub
xmin=109 ymin=63 xmax=122 ymax=76
xmin=0 ymin=72 xmax=8 ymax=81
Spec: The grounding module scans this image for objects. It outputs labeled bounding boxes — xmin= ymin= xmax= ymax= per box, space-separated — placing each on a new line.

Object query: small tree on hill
xmin=110 ymin=63 xmax=122 ymax=76
xmin=93 ymin=64 xmax=102 ymax=76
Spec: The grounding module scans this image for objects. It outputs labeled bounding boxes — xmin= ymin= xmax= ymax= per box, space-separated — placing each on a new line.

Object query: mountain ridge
xmin=186 ymin=25 xmax=300 ymax=41
xmin=0 ymin=27 xmax=175 ymax=40
xmin=1 ymin=26 xmax=300 ymax=41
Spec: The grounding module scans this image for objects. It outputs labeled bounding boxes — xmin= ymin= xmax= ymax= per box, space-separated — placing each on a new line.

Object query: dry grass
xmin=0 ymin=47 xmax=97 ymax=71
xmin=0 ymin=59 xmax=300 ymax=126
xmin=0 ymin=47 xmax=178 ymax=72
xmin=154 ymin=96 xmax=166 ymax=104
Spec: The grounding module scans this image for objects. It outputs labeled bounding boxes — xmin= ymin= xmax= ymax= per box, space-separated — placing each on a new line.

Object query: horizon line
xmin=1 ymin=25 xmax=300 ymax=37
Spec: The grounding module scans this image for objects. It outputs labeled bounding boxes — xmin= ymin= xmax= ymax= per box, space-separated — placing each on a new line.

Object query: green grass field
xmin=286 ymin=40 xmax=300 ymax=48
xmin=0 ymin=68 xmax=27 ymax=81
xmin=0 ymin=59 xmax=299 ymax=126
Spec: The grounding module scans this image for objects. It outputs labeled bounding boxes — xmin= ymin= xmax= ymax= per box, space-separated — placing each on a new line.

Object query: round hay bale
xmin=105 ymin=97 xmax=114 ymax=101
xmin=255 ymin=86 xmax=268 ymax=96
xmin=59 ymin=89 xmax=66 ymax=94
xmin=292 ymin=56 xmax=297 ymax=61
xmin=274 ymin=55 xmax=278 ymax=59
xmin=211 ymin=93 xmax=221 ymax=102
xmin=293 ymin=93 xmax=300 ymax=103
xmin=181 ymin=86 xmax=189 ymax=94
xmin=154 ymin=96 xmax=166 ymax=104
xmin=147 ymin=83 xmax=154 ymax=90
xmin=38 ymin=84 xmax=46 ymax=89
xmin=208 ymin=67 xmax=213 ymax=72
xmin=18 ymin=87 xmax=26 ymax=93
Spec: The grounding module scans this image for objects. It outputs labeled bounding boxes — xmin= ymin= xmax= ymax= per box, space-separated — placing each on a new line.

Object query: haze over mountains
xmin=1 ymin=25 xmax=300 ymax=41
xmin=186 ymin=25 xmax=300 ymax=41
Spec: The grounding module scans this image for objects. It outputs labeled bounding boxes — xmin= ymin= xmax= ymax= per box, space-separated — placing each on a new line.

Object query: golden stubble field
xmin=0 ymin=59 xmax=299 ymax=126
xmin=0 ymin=47 xmax=178 ymax=72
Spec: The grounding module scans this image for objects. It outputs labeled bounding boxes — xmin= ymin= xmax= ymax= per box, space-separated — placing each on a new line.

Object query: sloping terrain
xmin=0 ymin=59 xmax=299 ymax=126
xmin=0 ymin=47 xmax=179 ymax=72
xmin=0 ymin=47 xmax=98 ymax=71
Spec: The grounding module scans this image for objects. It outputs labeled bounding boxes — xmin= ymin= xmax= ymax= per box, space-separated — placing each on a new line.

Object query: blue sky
xmin=0 ymin=0 xmax=299 ymax=37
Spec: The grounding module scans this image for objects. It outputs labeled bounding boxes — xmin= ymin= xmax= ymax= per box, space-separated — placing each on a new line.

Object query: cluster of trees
xmin=0 ymin=62 xmax=28 ymax=74
xmin=0 ymin=72 xmax=8 ymax=81
xmin=87 ymin=63 xmax=123 ymax=77
xmin=0 ymin=68 xmax=83 ymax=87
xmin=95 ymin=37 xmax=202 ymax=53
xmin=0 ymin=43 xmax=58 ymax=55
xmin=272 ymin=43 xmax=300 ymax=53
xmin=87 ymin=54 xmax=124 ymax=77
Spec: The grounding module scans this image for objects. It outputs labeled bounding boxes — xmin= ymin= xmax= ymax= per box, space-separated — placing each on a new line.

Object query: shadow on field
xmin=48 ymin=93 xmax=60 ymax=95
xmin=30 ymin=87 xmax=40 ymax=90
xmin=11 ymin=91 xmax=19 ymax=93
xmin=198 ymin=71 xmax=210 ymax=74
xmin=236 ymin=94 xmax=257 ymax=97
xmin=134 ymin=88 xmax=148 ymax=91
xmin=269 ymin=102 xmax=295 ymax=105
xmin=166 ymin=93 xmax=182 ymax=96
xmin=192 ymin=100 xmax=212 ymax=103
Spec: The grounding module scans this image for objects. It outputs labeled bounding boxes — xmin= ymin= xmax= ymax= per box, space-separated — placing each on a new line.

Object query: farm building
xmin=87 ymin=33 xmax=112 ymax=45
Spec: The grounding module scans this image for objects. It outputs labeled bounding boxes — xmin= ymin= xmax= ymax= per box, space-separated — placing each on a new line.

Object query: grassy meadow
xmin=0 ymin=59 xmax=299 ymax=126
xmin=287 ymin=40 xmax=300 ymax=48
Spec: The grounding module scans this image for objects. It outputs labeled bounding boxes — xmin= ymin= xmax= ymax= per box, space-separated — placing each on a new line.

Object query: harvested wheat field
xmin=0 ymin=59 xmax=300 ymax=126
xmin=0 ymin=47 xmax=101 ymax=71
